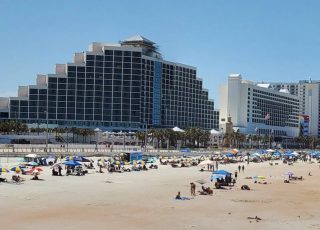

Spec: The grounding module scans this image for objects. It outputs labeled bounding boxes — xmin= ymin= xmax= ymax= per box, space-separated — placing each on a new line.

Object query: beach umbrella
xmin=253 ymin=176 xmax=266 ymax=180
xmin=198 ymin=160 xmax=214 ymax=167
xmin=64 ymin=161 xmax=81 ymax=166
xmin=10 ymin=166 xmax=22 ymax=173
xmin=284 ymin=172 xmax=294 ymax=176
xmin=0 ymin=167 xmax=9 ymax=173
xmin=28 ymin=162 xmax=38 ymax=166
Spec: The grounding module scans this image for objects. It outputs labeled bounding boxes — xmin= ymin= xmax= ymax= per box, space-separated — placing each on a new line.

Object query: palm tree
xmin=135 ymin=131 xmax=146 ymax=146
xmin=152 ymin=128 xmax=164 ymax=149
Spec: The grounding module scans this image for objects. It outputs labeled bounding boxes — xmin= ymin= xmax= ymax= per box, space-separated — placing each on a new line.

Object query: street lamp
xmin=144 ymin=123 xmax=148 ymax=153
xmin=255 ymin=127 xmax=259 ymax=149
xmin=66 ymin=127 xmax=69 ymax=153
xmin=44 ymin=110 xmax=48 ymax=152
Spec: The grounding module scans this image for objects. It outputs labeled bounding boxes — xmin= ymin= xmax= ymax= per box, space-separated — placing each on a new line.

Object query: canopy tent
xmin=211 ymin=174 xmax=226 ymax=181
xmin=212 ymin=170 xmax=232 ymax=175
xmin=211 ymin=170 xmax=232 ymax=181
xmin=72 ymin=156 xmax=90 ymax=162
xmin=251 ymin=152 xmax=261 ymax=157
xmin=266 ymin=149 xmax=275 ymax=153
xmin=230 ymin=149 xmax=239 ymax=154
xmin=64 ymin=161 xmax=81 ymax=166
xmin=283 ymin=153 xmax=296 ymax=157
xmin=172 ymin=126 xmax=185 ymax=132
xmin=25 ymin=154 xmax=37 ymax=158
xmin=223 ymin=153 xmax=234 ymax=158
xmin=94 ymin=128 xmax=102 ymax=132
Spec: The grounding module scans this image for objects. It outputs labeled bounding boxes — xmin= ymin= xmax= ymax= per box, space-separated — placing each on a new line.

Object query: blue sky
xmin=1 ymin=0 xmax=320 ymax=108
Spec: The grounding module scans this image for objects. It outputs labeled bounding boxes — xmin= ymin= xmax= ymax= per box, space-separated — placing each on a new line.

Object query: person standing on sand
xmin=235 ymin=171 xmax=238 ymax=180
xmin=242 ymin=165 xmax=245 ymax=172
xmin=216 ymin=161 xmax=218 ymax=170
xmin=238 ymin=165 xmax=241 ymax=173
xmin=190 ymin=182 xmax=196 ymax=196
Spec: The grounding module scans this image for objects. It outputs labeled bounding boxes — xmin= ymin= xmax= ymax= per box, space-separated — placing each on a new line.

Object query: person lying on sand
xmin=175 ymin=191 xmax=192 ymax=200
xmin=241 ymin=185 xmax=250 ymax=190
xmin=258 ymin=181 xmax=268 ymax=184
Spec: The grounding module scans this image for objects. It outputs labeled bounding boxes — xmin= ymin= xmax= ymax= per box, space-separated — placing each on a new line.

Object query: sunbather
xmin=241 ymin=185 xmax=250 ymax=190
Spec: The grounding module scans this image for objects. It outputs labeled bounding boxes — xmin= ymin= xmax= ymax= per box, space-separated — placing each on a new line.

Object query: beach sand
xmin=0 ymin=159 xmax=319 ymax=230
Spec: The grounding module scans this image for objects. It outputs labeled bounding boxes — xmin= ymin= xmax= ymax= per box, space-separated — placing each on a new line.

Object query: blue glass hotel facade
xmin=0 ymin=35 xmax=215 ymax=131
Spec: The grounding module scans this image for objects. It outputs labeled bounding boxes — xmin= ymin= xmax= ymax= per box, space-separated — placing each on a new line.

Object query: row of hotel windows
xmin=250 ymin=118 xmax=298 ymax=127
xmin=249 ymin=88 xmax=299 ymax=103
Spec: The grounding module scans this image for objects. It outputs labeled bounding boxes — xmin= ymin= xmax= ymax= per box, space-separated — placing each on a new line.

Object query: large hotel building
xmin=0 ymin=35 xmax=215 ymax=131
xmin=220 ymin=75 xmax=301 ymax=138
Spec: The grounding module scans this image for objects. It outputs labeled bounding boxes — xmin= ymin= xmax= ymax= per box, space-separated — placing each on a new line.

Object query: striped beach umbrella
xmin=0 ymin=168 xmax=9 ymax=173
xmin=10 ymin=166 xmax=22 ymax=173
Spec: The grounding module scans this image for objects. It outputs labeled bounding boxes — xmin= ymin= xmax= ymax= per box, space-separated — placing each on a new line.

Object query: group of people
xmin=52 ymin=165 xmax=63 ymax=176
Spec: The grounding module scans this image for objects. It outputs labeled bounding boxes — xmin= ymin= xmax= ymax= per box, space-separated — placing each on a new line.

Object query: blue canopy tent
xmin=64 ymin=160 xmax=81 ymax=166
xmin=223 ymin=153 xmax=234 ymax=158
xmin=283 ymin=153 xmax=295 ymax=158
xmin=272 ymin=152 xmax=281 ymax=156
xmin=124 ymin=151 xmax=143 ymax=163
xmin=212 ymin=170 xmax=232 ymax=175
xmin=211 ymin=170 xmax=232 ymax=181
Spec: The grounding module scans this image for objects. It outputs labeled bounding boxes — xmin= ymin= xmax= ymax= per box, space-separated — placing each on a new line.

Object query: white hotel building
xmin=219 ymin=74 xmax=300 ymax=138
xmin=269 ymin=80 xmax=320 ymax=137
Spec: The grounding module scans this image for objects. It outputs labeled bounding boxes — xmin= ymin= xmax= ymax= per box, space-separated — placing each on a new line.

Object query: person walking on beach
xmin=235 ymin=171 xmax=238 ymax=180
xmin=190 ymin=182 xmax=196 ymax=196
xmin=216 ymin=161 xmax=219 ymax=170
xmin=238 ymin=165 xmax=241 ymax=173
xmin=242 ymin=165 xmax=245 ymax=172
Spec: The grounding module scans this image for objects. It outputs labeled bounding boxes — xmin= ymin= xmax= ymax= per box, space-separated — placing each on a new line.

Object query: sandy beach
xmin=0 ymin=158 xmax=319 ymax=230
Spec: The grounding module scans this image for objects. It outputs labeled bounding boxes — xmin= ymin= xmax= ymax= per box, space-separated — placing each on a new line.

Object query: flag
xmin=264 ymin=113 xmax=270 ymax=120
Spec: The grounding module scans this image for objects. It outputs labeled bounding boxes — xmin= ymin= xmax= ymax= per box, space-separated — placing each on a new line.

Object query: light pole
xmin=66 ymin=127 xmax=69 ymax=153
xmin=44 ymin=110 xmax=48 ymax=152
xmin=255 ymin=127 xmax=259 ymax=149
